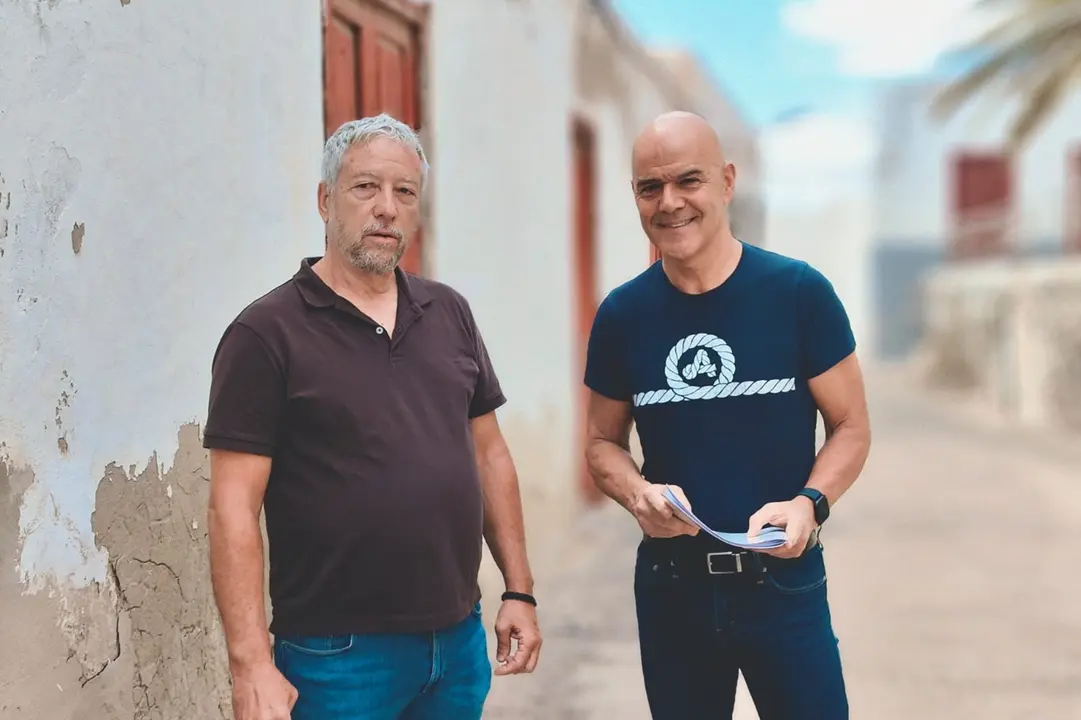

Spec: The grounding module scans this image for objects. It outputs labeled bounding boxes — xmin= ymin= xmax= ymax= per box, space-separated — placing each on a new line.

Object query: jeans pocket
xmin=763 ymin=545 xmax=828 ymax=595
xmin=277 ymin=633 xmax=355 ymax=657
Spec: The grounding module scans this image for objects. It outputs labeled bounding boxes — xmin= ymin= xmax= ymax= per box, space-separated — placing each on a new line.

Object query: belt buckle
xmin=706 ymin=551 xmax=742 ymax=575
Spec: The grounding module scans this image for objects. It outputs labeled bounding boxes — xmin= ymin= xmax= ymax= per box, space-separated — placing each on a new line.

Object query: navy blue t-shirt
xmin=584 ymin=242 xmax=856 ymax=532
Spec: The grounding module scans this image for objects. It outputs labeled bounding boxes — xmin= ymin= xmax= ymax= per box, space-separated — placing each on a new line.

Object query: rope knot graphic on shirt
xmin=632 ymin=333 xmax=796 ymax=407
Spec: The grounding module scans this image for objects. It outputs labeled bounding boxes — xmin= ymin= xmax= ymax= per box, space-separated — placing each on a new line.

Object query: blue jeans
xmin=635 ymin=537 xmax=849 ymax=719
xmin=273 ymin=602 xmax=491 ymax=720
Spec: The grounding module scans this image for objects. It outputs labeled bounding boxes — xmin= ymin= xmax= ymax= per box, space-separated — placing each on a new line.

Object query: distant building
xmin=872 ymin=79 xmax=1081 ymax=359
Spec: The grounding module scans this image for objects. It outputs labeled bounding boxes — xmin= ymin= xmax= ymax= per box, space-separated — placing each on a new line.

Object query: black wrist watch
xmin=796 ymin=488 xmax=830 ymax=526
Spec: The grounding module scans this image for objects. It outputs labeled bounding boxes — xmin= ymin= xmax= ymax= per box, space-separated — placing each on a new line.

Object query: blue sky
xmin=612 ymin=0 xmax=991 ymax=128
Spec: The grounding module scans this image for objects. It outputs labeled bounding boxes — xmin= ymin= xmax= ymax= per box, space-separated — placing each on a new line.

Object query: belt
xmin=642 ymin=529 xmax=820 ymax=578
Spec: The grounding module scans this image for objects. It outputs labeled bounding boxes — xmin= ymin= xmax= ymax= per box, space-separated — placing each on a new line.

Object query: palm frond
xmin=1007 ymin=45 xmax=1081 ymax=148
xmin=929 ymin=0 xmax=1081 ymax=146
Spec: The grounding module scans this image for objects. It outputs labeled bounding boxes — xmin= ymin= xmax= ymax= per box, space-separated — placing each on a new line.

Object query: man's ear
xmin=317 ymin=182 xmax=331 ymax=223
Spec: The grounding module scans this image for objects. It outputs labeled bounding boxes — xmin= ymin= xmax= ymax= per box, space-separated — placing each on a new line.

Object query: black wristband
xmin=501 ymin=591 xmax=537 ymax=607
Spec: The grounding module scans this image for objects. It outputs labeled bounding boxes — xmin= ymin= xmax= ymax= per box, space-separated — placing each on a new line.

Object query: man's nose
xmin=658 ymin=184 xmax=682 ymax=213
xmin=372 ymin=187 xmax=399 ymax=221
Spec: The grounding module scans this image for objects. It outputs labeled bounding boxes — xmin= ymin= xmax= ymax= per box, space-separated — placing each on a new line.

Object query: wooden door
xmin=1066 ymin=146 xmax=1081 ymax=254
xmin=572 ymin=119 xmax=603 ymax=504
xmin=949 ymin=151 xmax=1012 ymax=260
xmin=323 ymin=0 xmax=426 ymax=274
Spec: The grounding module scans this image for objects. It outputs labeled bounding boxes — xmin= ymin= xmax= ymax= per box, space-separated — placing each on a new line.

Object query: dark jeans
xmin=273 ymin=602 xmax=491 ymax=720
xmin=635 ymin=536 xmax=849 ymax=720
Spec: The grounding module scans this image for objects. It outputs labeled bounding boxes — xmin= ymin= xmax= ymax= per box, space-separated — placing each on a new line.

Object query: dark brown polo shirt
xmin=203 ymin=258 xmax=506 ymax=636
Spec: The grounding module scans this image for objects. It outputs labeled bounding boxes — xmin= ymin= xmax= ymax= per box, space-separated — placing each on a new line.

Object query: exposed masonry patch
xmin=1 ymin=427 xmax=234 ymax=718
xmin=2 ymin=458 xmax=131 ymax=718
xmin=92 ymin=423 xmax=232 ymax=719
xmin=55 ymin=370 xmax=76 ymax=456
xmin=71 ymin=222 xmax=84 ymax=254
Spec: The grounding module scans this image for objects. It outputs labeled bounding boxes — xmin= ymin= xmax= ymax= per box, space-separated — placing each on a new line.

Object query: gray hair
xmin=321 ymin=113 xmax=430 ymax=189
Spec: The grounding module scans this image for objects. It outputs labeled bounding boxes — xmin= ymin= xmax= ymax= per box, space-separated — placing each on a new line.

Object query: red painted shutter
xmin=949 ymin=151 xmax=1012 ymax=260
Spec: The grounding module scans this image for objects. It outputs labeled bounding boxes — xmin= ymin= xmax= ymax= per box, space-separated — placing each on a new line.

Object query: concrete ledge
xmin=915 ymin=256 xmax=1081 ymax=433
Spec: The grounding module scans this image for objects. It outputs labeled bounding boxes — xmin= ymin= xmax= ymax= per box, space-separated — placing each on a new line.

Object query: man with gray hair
xmin=203 ymin=113 xmax=541 ymax=720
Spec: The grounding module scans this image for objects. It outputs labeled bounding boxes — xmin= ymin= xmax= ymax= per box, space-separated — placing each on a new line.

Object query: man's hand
xmin=493 ymin=599 xmax=542 ymax=675
xmin=631 ymin=484 xmax=700 ymax=539
xmin=230 ymin=660 xmax=298 ymax=720
xmin=747 ymin=496 xmax=817 ymax=559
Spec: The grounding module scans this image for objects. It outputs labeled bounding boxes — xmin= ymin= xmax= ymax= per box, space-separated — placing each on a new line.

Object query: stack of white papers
xmin=661 ymin=487 xmax=788 ymax=550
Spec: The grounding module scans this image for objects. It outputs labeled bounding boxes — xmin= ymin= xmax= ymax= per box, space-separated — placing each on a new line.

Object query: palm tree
xmin=930 ymin=0 xmax=1081 ymax=151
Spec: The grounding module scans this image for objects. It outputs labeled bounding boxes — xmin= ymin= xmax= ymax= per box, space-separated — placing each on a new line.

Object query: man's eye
xmin=397 ymin=187 xmax=416 ymax=196
xmin=681 ymin=178 xmax=701 ymax=186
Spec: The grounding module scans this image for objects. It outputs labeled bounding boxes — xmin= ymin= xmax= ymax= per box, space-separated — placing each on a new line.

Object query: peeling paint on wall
xmin=1 ymin=426 xmax=233 ymax=719
xmin=91 ymin=424 xmax=232 ymax=719
xmin=71 ymin=223 xmax=84 ymax=254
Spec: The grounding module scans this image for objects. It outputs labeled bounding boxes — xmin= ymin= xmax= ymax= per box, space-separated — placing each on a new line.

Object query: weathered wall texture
xmin=917 ymin=258 xmax=1081 ymax=434
xmin=0 ymin=0 xmax=324 ymax=717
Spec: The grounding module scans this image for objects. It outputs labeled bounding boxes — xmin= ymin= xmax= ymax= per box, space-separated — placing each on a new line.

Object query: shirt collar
xmin=292 ymin=257 xmax=433 ymax=310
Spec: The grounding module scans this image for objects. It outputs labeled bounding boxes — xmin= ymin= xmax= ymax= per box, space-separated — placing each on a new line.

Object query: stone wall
xmin=916 ymin=257 xmax=1081 ymax=434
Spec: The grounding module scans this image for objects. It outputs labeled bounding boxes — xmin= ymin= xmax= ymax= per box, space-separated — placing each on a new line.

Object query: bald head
xmin=629 ymin=111 xmax=736 ymax=263
xmin=632 ymin=111 xmax=726 ymax=175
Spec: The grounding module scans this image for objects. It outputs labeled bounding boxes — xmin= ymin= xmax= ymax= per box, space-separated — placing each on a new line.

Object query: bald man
xmin=583 ymin=112 xmax=870 ymax=719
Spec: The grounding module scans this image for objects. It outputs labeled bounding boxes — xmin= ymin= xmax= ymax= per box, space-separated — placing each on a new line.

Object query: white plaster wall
xmin=427 ymin=0 xmax=578 ymax=428
xmin=761 ymin=114 xmax=878 ymax=354
xmin=0 ymin=0 xmax=325 ymax=590
xmin=874 ymin=81 xmax=1081 ymax=245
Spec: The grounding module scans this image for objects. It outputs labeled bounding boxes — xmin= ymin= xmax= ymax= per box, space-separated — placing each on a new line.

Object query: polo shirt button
xmin=376 ymin=326 xmax=384 ymax=335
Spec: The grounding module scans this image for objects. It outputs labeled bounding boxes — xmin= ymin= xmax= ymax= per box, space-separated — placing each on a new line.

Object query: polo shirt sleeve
xmin=203 ymin=321 xmax=285 ymax=456
xmin=464 ymin=308 xmax=507 ymax=419
xmin=797 ymin=263 xmax=857 ymax=379
xmin=584 ymin=294 xmax=630 ymax=402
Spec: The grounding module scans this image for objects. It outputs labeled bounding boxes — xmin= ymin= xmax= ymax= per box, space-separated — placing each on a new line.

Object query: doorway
xmin=572 ymin=118 xmax=603 ymax=504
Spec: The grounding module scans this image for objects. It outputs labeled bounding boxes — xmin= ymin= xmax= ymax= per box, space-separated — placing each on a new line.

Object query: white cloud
xmin=781 ymin=0 xmax=1002 ymax=76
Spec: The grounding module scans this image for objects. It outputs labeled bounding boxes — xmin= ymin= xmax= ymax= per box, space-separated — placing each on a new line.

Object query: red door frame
xmin=572 ymin=118 xmax=604 ymax=504
xmin=1066 ymin=145 xmax=1081 ymax=254
xmin=322 ymin=0 xmax=429 ymax=275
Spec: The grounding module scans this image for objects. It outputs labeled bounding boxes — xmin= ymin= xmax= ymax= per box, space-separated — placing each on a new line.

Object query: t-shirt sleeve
xmin=797 ymin=263 xmax=857 ymax=379
xmin=203 ymin=321 xmax=285 ymax=456
xmin=584 ymin=295 xmax=630 ymax=402
xmin=461 ymin=300 xmax=507 ymax=419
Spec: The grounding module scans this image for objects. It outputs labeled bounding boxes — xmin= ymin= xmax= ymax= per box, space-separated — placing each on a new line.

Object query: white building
xmin=871 ymin=79 xmax=1081 ymax=359
xmin=0 ymin=0 xmax=760 ymax=716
